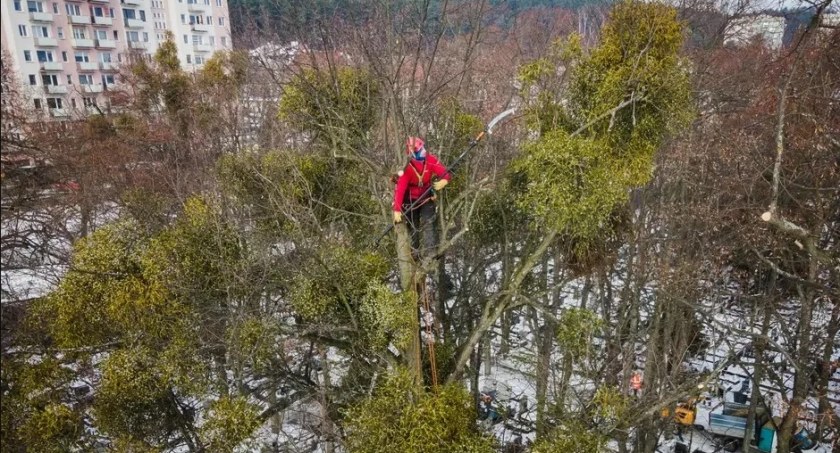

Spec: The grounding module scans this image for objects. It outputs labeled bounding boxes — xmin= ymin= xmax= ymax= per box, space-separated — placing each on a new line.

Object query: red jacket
xmin=393 ymin=154 xmax=450 ymax=211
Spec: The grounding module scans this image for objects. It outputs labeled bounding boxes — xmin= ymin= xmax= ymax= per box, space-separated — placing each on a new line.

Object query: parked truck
xmin=707 ymin=402 xmax=777 ymax=452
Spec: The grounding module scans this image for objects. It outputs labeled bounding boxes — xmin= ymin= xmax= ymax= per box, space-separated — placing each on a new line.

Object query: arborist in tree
xmin=392 ymin=136 xmax=451 ymax=259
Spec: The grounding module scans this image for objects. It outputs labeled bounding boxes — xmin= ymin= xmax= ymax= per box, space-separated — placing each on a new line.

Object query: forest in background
xmin=1 ymin=0 xmax=837 ymax=452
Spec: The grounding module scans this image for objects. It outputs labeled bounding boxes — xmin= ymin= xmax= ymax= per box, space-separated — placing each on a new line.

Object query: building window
xmin=29 ymin=74 xmax=37 ymax=85
xmin=34 ymin=99 xmax=42 ymax=109
xmin=71 ymin=98 xmax=77 ymax=109
xmin=216 ymin=0 xmax=222 ymax=6
xmin=75 ymin=52 xmax=89 ymax=62
xmin=36 ymin=50 xmax=53 ymax=62
xmin=192 ymin=35 xmax=202 ymax=45
xmin=143 ymin=32 xmax=149 ymax=42
xmin=52 ymin=2 xmax=57 ymax=13
xmin=195 ymin=55 xmax=204 ymax=64
xmin=24 ymin=50 xmax=32 ymax=61
xmin=204 ymin=0 xmax=209 ymax=5
xmin=57 ymin=27 xmax=64 ymax=38
xmin=79 ymin=74 xmax=93 ymax=85
xmin=113 ymin=30 xmax=119 ymax=40
xmin=83 ymin=97 xmax=96 ymax=107
xmin=93 ymin=6 xmax=105 ymax=17
xmin=42 ymin=74 xmax=58 ymax=86
xmin=181 ymin=14 xmax=186 ymax=24
xmin=18 ymin=25 xmax=28 ymax=37
xmin=186 ymin=54 xmax=191 ymax=64
xmin=209 ymin=36 xmax=214 ymax=46
xmin=102 ymin=74 xmax=115 ymax=86
xmin=61 ymin=51 xmax=67 ymax=61
xmin=123 ymin=8 xmax=136 ymax=19
xmin=109 ymin=8 xmax=115 ymax=17
xmin=126 ymin=31 xmax=139 ymax=42
xmin=183 ymin=34 xmax=188 ymax=44
xmin=139 ymin=10 xmax=145 ymax=21
xmin=34 ymin=26 xmax=50 ymax=38
xmin=100 ymin=52 xmax=112 ymax=63
xmin=27 ymin=1 xmax=44 ymax=13
xmin=73 ymin=27 xmax=86 ymax=39
xmin=67 ymin=74 xmax=72 ymax=84
xmin=14 ymin=1 xmax=22 ymax=11
xmin=66 ymin=3 xmax=81 ymax=16
xmin=46 ymin=98 xmax=63 ymax=109
xmin=95 ymin=30 xmax=107 ymax=40
xmin=218 ymin=17 xmax=224 ymax=26
xmin=221 ymin=36 xmax=226 ymax=47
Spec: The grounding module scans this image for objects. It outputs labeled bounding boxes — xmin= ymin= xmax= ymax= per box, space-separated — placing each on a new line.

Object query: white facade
xmin=724 ymin=14 xmax=787 ymax=50
xmin=1 ymin=0 xmax=232 ymax=119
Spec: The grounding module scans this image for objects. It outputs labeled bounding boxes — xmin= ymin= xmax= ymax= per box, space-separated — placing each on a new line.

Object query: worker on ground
xmin=392 ymin=136 xmax=450 ymax=259
xmin=630 ymin=370 xmax=643 ymax=397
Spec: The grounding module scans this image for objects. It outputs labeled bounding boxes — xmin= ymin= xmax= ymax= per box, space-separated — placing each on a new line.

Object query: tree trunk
xmin=535 ymin=252 xmax=557 ymax=439
xmin=745 ymin=281 xmax=774 ymax=451
xmin=483 ymin=335 xmax=492 ymax=377
xmin=775 ymin=249 xmax=818 ymax=453
xmin=557 ymin=276 xmax=591 ymax=417
xmin=815 ymin=299 xmax=839 ymax=441
xmin=319 ymin=347 xmax=335 ymax=453
xmin=535 ymin=312 xmax=557 ymax=439
xmin=395 ymin=222 xmax=422 ymax=384
xmin=499 ymin=311 xmax=511 ymax=356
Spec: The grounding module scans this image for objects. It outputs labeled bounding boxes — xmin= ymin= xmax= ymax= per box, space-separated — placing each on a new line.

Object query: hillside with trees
xmin=1 ymin=1 xmax=837 ymax=452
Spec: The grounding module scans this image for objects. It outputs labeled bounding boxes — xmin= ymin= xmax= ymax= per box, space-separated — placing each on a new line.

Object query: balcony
xmin=128 ymin=41 xmax=148 ymax=50
xmin=35 ymin=37 xmax=58 ymax=47
xmin=45 ymin=85 xmax=68 ymax=94
xmin=100 ymin=62 xmax=117 ymax=71
xmin=89 ymin=0 xmax=109 ymax=3
xmin=191 ymin=23 xmax=209 ymax=32
xmin=41 ymin=62 xmax=63 ymax=71
xmin=77 ymin=62 xmax=98 ymax=71
xmin=85 ymin=106 xmax=101 ymax=115
xmin=73 ymin=38 xmax=95 ymax=48
xmin=82 ymin=84 xmax=104 ymax=93
xmin=124 ymin=18 xmax=144 ymax=28
xmin=68 ymin=15 xmax=90 ymax=24
xmin=96 ymin=39 xmax=116 ymax=49
xmin=187 ymin=3 xmax=205 ymax=12
xmin=193 ymin=44 xmax=212 ymax=53
xmin=29 ymin=12 xmax=54 ymax=22
xmin=50 ymin=108 xmax=70 ymax=118
xmin=123 ymin=0 xmax=142 ymax=4
xmin=92 ymin=16 xmax=113 ymax=26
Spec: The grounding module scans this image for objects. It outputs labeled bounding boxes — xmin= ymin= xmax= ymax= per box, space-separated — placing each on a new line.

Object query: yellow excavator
xmin=662 ymin=397 xmax=701 ymax=426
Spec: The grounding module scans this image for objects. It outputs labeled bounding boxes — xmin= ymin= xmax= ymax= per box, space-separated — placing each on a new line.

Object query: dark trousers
xmin=404 ymin=200 xmax=438 ymax=259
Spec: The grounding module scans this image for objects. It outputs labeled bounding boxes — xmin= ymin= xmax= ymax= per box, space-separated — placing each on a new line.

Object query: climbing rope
xmin=420 ymin=278 xmax=439 ymax=391
xmin=410 ymin=257 xmax=439 ymax=392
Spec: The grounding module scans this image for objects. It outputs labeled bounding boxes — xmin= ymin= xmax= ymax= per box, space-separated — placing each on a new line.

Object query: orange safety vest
xmin=630 ymin=373 xmax=643 ymax=390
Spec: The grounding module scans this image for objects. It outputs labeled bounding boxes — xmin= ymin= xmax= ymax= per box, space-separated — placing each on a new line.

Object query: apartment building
xmin=0 ymin=0 xmax=232 ymax=118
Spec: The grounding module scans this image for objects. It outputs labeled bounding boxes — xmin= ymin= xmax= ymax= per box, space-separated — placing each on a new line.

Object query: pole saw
xmin=374 ymin=108 xmax=516 ymax=247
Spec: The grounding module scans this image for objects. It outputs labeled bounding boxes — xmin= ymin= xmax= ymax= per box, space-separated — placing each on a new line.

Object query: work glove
xmin=393 ymin=211 xmax=402 ymax=224
xmin=433 ymin=179 xmax=448 ymax=191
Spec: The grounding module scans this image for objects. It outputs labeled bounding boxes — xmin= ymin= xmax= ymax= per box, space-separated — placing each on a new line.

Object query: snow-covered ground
xmin=469 ymin=271 xmax=839 ymax=452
